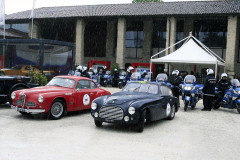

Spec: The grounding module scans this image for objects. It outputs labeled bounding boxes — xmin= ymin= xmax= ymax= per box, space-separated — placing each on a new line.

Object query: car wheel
xmin=136 ymin=110 xmax=146 ymax=133
xmin=167 ymin=105 xmax=175 ymax=120
xmin=184 ymin=101 xmax=188 ymax=111
xmin=236 ymin=104 xmax=240 ymax=114
xmin=49 ymin=99 xmax=65 ymax=120
xmin=94 ymin=119 xmax=103 ymax=127
xmin=9 ymin=87 xmax=26 ymax=105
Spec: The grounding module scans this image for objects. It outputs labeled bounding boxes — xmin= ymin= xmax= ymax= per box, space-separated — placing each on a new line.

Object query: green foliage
xmin=110 ymin=63 xmax=121 ymax=75
xmin=132 ymin=0 xmax=163 ymax=3
xmin=28 ymin=66 xmax=48 ymax=86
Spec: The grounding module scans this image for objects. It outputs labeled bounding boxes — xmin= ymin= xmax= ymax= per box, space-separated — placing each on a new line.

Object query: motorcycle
xmin=130 ymin=72 xmax=142 ymax=81
xmin=181 ymin=75 xmax=203 ymax=111
xmin=103 ymin=71 xmax=112 ymax=87
xmin=213 ymin=79 xmax=240 ymax=114
xmin=156 ymin=73 xmax=173 ymax=88
xmin=118 ymin=71 xmax=127 ymax=89
xmin=88 ymin=72 xmax=99 ymax=87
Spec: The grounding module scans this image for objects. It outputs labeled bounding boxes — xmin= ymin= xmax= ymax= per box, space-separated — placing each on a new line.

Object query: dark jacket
xmin=126 ymin=72 xmax=132 ymax=81
xmin=172 ymin=75 xmax=183 ymax=86
xmin=202 ymin=74 xmax=216 ymax=95
xmin=113 ymin=71 xmax=119 ymax=79
xmin=217 ymin=79 xmax=231 ymax=92
xmin=81 ymin=70 xmax=90 ymax=78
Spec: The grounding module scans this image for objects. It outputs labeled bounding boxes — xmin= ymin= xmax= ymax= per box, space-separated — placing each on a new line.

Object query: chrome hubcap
xmin=51 ymin=102 xmax=63 ymax=117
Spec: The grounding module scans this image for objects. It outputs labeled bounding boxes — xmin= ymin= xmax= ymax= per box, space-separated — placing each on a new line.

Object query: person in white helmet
xmin=126 ymin=66 xmax=134 ymax=81
xmin=202 ymin=68 xmax=216 ymax=111
xmin=171 ymin=70 xmax=183 ymax=99
xmin=81 ymin=66 xmax=90 ymax=78
xmin=214 ymin=73 xmax=231 ymax=107
xmin=74 ymin=65 xmax=82 ymax=76
xmin=113 ymin=68 xmax=120 ymax=87
xmin=141 ymin=70 xmax=147 ymax=79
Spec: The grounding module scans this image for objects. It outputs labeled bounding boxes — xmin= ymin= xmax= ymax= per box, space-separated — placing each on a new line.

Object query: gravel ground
xmin=0 ymin=87 xmax=240 ymax=160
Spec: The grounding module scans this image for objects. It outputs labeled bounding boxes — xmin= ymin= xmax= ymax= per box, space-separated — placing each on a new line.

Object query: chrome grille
xmin=26 ymin=101 xmax=36 ymax=107
xmin=99 ymin=106 xmax=123 ymax=121
xmin=15 ymin=100 xmax=22 ymax=106
xmin=20 ymin=94 xmax=26 ymax=107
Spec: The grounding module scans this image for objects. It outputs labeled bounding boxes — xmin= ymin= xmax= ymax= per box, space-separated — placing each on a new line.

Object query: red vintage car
xmin=11 ymin=75 xmax=111 ymax=120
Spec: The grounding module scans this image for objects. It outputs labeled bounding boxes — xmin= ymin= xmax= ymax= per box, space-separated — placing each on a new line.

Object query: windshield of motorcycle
xmin=184 ymin=75 xmax=196 ymax=84
xmin=120 ymin=71 xmax=126 ymax=76
xmin=131 ymin=72 xmax=141 ymax=80
xmin=232 ymin=79 xmax=240 ymax=87
xmin=122 ymin=82 xmax=158 ymax=94
xmin=106 ymin=71 xmax=110 ymax=75
xmin=156 ymin=74 xmax=168 ymax=82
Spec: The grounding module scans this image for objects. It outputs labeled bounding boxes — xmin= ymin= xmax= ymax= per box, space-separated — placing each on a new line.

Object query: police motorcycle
xmin=118 ymin=71 xmax=127 ymax=89
xmin=156 ymin=73 xmax=173 ymax=88
xmin=213 ymin=79 xmax=240 ymax=114
xmin=130 ymin=72 xmax=142 ymax=81
xmin=103 ymin=70 xmax=112 ymax=87
xmin=181 ymin=75 xmax=203 ymax=111
xmin=88 ymin=71 xmax=99 ymax=86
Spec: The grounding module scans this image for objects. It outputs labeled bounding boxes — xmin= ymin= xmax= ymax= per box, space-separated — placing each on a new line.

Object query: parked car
xmin=11 ymin=75 xmax=111 ymax=119
xmin=91 ymin=81 xmax=180 ymax=132
xmin=0 ymin=75 xmax=32 ymax=104
xmin=1 ymin=65 xmax=55 ymax=78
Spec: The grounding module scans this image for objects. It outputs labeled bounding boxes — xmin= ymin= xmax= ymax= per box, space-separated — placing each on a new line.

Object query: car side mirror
xmin=76 ymin=88 xmax=80 ymax=92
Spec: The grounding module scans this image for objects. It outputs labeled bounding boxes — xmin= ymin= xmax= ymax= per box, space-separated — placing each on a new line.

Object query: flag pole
xmin=30 ymin=0 xmax=36 ymax=39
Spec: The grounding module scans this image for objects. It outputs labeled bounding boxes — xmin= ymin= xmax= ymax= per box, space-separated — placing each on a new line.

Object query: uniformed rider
xmin=74 ymin=65 xmax=82 ymax=76
xmin=126 ymin=66 xmax=134 ymax=81
xmin=141 ymin=70 xmax=147 ymax=79
xmin=81 ymin=66 xmax=90 ymax=78
xmin=113 ymin=68 xmax=120 ymax=87
xmin=171 ymin=70 xmax=183 ymax=100
xmin=202 ymin=68 xmax=216 ymax=111
xmin=215 ymin=73 xmax=231 ymax=107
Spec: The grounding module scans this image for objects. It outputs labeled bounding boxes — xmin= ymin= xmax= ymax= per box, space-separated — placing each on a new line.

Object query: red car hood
xmin=20 ymin=86 xmax=72 ymax=95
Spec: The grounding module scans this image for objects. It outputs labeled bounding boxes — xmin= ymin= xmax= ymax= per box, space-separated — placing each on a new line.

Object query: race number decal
xmin=83 ymin=94 xmax=90 ymax=106
xmin=166 ymin=103 xmax=171 ymax=116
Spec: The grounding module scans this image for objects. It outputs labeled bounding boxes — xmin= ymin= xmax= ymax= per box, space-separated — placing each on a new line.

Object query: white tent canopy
xmin=150 ymin=34 xmax=225 ymax=78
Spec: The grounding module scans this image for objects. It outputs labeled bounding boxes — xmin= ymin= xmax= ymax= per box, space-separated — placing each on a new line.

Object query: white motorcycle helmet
xmin=206 ymin=68 xmax=214 ymax=75
xmin=114 ymin=68 xmax=118 ymax=71
xmin=103 ymin=66 xmax=107 ymax=70
xmin=172 ymin=70 xmax=179 ymax=76
xmin=128 ymin=66 xmax=134 ymax=71
xmin=76 ymin=65 xmax=83 ymax=71
xmin=221 ymin=73 xmax=227 ymax=79
xmin=82 ymin=66 xmax=88 ymax=72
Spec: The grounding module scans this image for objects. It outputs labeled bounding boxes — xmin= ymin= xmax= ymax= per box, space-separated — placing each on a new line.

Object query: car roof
xmin=55 ymin=75 xmax=92 ymax=81
xmin=127 ymin=81 xmax=167 ymax=87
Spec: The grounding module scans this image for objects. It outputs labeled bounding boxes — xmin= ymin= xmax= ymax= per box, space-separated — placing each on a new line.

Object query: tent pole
xmin=151 ymin=36 xmax=190 ymax=59
xmin=150 ymin=59 xmax=152 ymax=81
xmin=215 ymin=62 xmax=218 ymax=78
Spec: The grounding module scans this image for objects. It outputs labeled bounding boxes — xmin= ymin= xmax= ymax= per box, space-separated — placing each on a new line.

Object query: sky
xmin=5 ymin=0 xmax=202 ymax=14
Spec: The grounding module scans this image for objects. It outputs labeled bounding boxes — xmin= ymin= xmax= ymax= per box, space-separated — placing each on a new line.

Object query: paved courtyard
xmin=0 ymin=87 xmax=240 ymax=160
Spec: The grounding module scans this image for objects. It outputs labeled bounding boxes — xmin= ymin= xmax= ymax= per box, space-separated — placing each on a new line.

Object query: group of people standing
xmin=171 ymin=68 xmax=232 ymax=111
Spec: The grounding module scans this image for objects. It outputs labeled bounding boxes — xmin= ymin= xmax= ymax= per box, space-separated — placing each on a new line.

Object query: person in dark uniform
xmin=202 ymin=68 xmax=216 ymax=111
xmin=89 ymin=67 xmax=95 ymax=75
xmin=81 ymin=66 xmax=90 ymax=78
xmin=215 ymin=73 xmax=231 ymax=107
xmin=113 ymin=68 xmax=120 ymax=87
xmin=141 ymin=70 xmax=147 ymax=79
xmin=126 ymin=66 xmax=134 ymax=81
xmin=171 ymin=70 xmax=183 ymax=100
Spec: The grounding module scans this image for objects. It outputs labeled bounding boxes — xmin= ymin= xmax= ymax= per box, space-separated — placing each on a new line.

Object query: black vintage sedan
xmin=91 ymin=81 xmax=180 ymax=132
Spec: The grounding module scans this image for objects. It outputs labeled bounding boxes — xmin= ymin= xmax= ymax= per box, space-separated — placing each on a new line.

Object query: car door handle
xmin=90 ymin=93 xmax=94 ymax=94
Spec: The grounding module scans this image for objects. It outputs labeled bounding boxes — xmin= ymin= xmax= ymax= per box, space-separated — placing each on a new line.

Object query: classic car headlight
xmin=128 ymin=106 xmax=135 ymax=115
xmin=38 ymin=95 xmax=44 ymax=103
xmin=91 ymin=102 xmax=97 ymax=110
xmin=238 ymin=91 xmax=240 ymax=94
xmin=184 ymin=86 xmax=192 ymax=90
xmin=11 ymin=92 xmax=16 ymax=99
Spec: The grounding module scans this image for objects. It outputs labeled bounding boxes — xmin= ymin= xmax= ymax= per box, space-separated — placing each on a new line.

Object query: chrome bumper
xmin=11 ymin=105 xmax=45 ymax=113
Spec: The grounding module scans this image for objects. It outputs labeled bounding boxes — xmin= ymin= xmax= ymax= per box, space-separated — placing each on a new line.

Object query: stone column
xmin=142 ymin=19 xmax=153 ymax=62
xmin=106 ymin=20 xmax=116 ymax=63
xmin=75 ymin=19 xmax=85 ymax=66
xmin=225 ymin=16 xmax=239 ymax=79
xmin=28 ymin=22 xmax=39 ymax=39
xmin=116 ymin=18 xmax=126 ymax=69
xmin=165 ymin=17 xmax=177 ymax=72
xmin=184 ymin=19 xmax=194 ymax=38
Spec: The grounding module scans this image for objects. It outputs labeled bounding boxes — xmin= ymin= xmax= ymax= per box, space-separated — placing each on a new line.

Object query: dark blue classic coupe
xmin=91 ymin=81 xmax=180 ymax=132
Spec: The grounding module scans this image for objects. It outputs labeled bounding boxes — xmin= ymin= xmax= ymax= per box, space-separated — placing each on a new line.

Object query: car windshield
xmin=131 ymin=72 xmax=141 ymax=80
xmin=156 ymin=74 xmax=168 ymax=82
xmin=122 ymin=82 xmax=158 ymax=94
xmin=47 ymin=78 xmax=76 ymax=88
xmin=184 ymin=75 xmax=196 ymax=84
xmin=232 ymin=79 xmax=240 ymax=87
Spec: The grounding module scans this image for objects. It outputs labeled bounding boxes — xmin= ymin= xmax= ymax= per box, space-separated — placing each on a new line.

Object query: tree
xmin=132 ymin=0 xmax=163 ymax=3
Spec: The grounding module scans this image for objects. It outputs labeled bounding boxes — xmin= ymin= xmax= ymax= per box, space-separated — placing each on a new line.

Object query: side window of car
xmin=160 ymin=86 xmax=169 ymax=96
xmin=76 ymin=80 xmax=90 ymax=89
xmin=90 ymin=81 xmax=97 ymax=89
